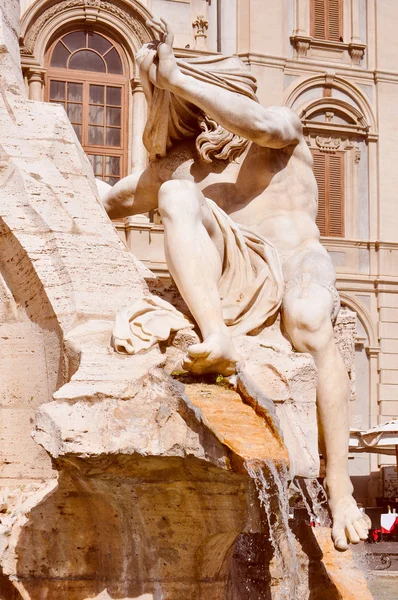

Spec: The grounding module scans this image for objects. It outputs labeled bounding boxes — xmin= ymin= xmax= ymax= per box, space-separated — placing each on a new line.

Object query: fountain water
xmin=244 ymin=459 xmax=305 ymax=600
xmin=304 ymin=478 xmax=331 ymax=527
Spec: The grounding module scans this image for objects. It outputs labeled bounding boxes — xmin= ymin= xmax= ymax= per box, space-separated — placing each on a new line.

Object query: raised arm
xmin=143 ymin=18 xmax=302 ymax=149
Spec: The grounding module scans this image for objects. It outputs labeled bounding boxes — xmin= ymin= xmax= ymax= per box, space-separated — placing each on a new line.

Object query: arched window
xmin=286 ymin=75 xmax=376 ymax=241
xmin=46 ymin=30 xmax=128 ymax=185
xmin=300 ymin=99 xmax=369 ymax=239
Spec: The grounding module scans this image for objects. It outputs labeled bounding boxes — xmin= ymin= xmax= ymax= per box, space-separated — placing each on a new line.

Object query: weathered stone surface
xmin=236 ymin=321 xmax=319 ymax=479
xmin=0 ymin=0 xmax=24 ymax=94
xmin=334 ymin=306 xmax=357 ymax=402
xmin=313 ymin=528 xmax=374 ymax=600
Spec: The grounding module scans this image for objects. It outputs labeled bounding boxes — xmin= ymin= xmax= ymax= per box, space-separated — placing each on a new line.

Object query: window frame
xmin=311 ymin=148 xmax=345 ymax=238
xmin=45 ymin=28 xmax=129 ymax=183
xmin=310 ymin=0 xmax=343 ymax=42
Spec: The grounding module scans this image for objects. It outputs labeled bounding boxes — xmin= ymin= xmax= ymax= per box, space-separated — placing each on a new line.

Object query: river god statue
xmin=100 ymin=17 xmax=370 ymax=552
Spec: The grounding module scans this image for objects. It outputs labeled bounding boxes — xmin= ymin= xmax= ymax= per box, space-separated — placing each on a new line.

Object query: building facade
xmin=18 ymin=0 xmax=398 ymax=506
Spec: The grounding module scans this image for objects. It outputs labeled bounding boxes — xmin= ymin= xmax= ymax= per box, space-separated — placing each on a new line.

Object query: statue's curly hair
xmin=196 ymin=115 xmax=250 ymax=163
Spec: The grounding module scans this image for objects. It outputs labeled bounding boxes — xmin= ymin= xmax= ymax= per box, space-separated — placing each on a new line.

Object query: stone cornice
xmin=323 ymin=238 xmax=377 ymax=249
xmin=174 ymin=47 xmax=221 ymax=58
xmin=237 ymin=52 xmax=398 ymax=89
xmin=373 ymin=70 xmax=398 ymax=84
xmin=119 ymin=227 xmax=398 ymax=253
xmin=325 ymin=238 xmax=398 ymax=250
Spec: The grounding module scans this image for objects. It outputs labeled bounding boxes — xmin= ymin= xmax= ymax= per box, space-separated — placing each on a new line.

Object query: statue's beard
xmin=196 ymin=115 xmax=250 ymax=163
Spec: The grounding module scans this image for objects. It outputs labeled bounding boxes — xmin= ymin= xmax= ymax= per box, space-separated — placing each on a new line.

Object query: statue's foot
xmin=182 ymin=332 xmax=240 ymax=376
xmin=328 ymin=491 xmax=371 ymax=551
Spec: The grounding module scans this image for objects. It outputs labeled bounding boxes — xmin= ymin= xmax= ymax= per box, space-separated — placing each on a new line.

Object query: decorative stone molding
xmin=130 ymin=77 xmax=144 ymax=94
xmin=289 ymin=34 xmax=311 ymax=58
xmin=348 ymin=42 xmax=366 ymax=65
xmin=24 ymin=67 xmax=46 ymax=101
xmin=366 ymin=346 xmax=380 ymax=359
xmin=192 ymin=14 xmax=208 ymax=50
xmin=323 ymin=71 xmax=335 ymax=98
xmin=20 ymin=0 xmax=156 ymax=69
xmin=285 ymin=73 xmax=377 ymax=138
xmin=22 ymin=0 xmax=151 ymax=55
xmin=315 ymin=136 xmax=341 ymax=152
xmin=290 ymin=34 xmax=366 ymax=66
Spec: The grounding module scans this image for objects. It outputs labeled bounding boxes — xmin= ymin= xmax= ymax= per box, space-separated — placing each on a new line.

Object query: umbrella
xmin=349 ymin=419 xmax=398 ymax=471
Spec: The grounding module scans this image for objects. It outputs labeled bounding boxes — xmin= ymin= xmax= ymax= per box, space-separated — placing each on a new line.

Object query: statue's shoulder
xmin=266 ymin=106 xmax=302 ymax=131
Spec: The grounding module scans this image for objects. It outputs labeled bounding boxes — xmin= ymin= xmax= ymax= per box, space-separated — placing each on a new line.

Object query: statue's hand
xmin=145 ymin=17 xmax=182 ymax=90
xmin=136 ymin=43 xmax=158 ymax=102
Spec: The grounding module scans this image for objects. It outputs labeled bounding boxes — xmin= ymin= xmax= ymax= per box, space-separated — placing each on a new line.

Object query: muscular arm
xmin=100 ymin=167 xmax=160 ymax=220
xmin=144 ymin=18 xmax=302 ymax=150
xmin=169 ymin=75 xmax=302 ymax=149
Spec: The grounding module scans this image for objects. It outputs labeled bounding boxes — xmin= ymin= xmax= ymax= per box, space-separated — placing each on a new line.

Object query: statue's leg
xmin=158 ymin=180 xmax=239 ymax=375
xmin=282 ymin=252 xmax=370 ymax=551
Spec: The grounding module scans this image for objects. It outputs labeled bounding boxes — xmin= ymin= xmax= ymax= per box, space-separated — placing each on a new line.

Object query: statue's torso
xmin=152 ymin=136 xmax=320 ymax=255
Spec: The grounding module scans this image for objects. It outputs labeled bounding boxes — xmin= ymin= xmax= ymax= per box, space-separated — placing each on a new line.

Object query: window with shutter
xmin=312 ymin=149 xmax=344 ymax=237
xmin=311 ymin=0 xmax=343 ymax=42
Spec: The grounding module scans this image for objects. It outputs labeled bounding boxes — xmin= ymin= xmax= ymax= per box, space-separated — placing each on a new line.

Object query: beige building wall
xmin=18 ymin=0 xmax=398 ymax=505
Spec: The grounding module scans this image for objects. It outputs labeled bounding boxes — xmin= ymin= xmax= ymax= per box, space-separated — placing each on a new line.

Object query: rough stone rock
xmin=334 ymin=306 xmax=357 ymax=402
xmin=160 ymin=295 xmax=357 ymax=480
xmin=313 ymin=528 xmax=374 ymax=600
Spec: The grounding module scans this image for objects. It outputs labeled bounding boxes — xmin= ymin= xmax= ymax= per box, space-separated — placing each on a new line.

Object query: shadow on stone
xmin=291 ymin=520 xmax=343 ymax=600
xmin=0 ymin=566 xmax=24 ymax=600
xmin=227 ymin=533 xmax=273 ymax=600
xmin=15 ymin=457 xmax=253 ymax=599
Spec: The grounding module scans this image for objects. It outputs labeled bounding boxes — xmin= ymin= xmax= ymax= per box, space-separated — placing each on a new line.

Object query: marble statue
xmin=99 ymin=18 xmax=370 ymax=552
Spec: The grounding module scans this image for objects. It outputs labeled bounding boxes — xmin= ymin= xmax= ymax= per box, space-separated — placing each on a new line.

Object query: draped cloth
xmin=209 ymin=200 xmax=284 ymax=336
xmin=143 ymin=54 xmax=259 ymax=161
xmin=113 ymin=201 xmax=284 ymax=354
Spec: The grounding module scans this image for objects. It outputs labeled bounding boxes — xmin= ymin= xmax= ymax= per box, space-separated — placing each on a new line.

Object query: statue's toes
xmin=332 ymin=524 xmax=348 ymax=551
xmin=182 ymin=353 xmax=209 ymax=374
xmin=187 ymin=342 xmax=212 ymax=358
xmin=353 ymin=518 xmax=369 ymax=541
xmin=182 ymin=354 xmax=195 ymax=370
xmin=346 ymin=523 xmax=360 ymax=544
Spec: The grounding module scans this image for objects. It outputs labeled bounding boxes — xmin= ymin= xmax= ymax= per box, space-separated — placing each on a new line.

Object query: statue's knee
xmin=292 ymin=304 xmax=328 ymax=333
xmin=284 ymin=301 xmax=333 ymax=353
xmin=158 ymin=180 xmax=200 ymax=220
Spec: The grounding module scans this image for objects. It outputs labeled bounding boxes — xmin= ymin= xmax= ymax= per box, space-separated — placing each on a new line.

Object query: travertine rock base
xmin=0 ymin=454 xmax=373 ymax=600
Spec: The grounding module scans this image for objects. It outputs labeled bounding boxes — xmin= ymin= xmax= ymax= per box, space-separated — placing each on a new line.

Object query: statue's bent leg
xmin=282 ymin=281 xmax=370 ymax=551
xmin=158 ymin=180 xmax=239 ymax=375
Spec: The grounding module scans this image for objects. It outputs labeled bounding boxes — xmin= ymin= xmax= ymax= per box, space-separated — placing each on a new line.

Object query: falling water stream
xmin=244 ymin=459 xmax=304 ymax=600
xmin=297 ymin=482 xmax=316 ymax=525
xmin=304 ymin=478 xmax=331 ymax=527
